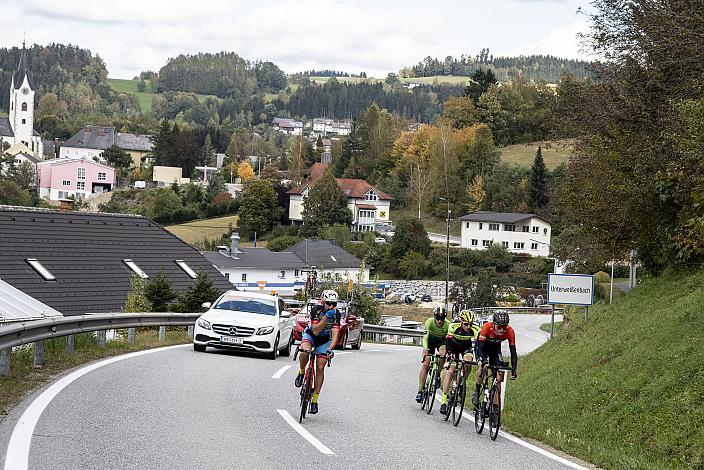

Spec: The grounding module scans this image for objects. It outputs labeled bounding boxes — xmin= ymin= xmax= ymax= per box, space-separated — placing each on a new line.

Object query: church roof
xmin=64 ymin=125 xmax=116 ymax=150
xmin=0 ymin=118 xmax=13 ymax=138
xmin=12 ymin=44 xmax=34 ymax=90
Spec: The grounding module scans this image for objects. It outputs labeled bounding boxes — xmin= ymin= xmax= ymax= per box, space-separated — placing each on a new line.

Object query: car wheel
xmin=352 ymin=332 xmax=362 ymax=350
xmin=193 ymin=343 xmax=206 ymax=352
xmin=267 ymin=335 xmax=279 ymax=360
xmin=280 ymin=333 xmax=292 ymax=357
xmin=336 ymin=332 xmax=347 ymax=350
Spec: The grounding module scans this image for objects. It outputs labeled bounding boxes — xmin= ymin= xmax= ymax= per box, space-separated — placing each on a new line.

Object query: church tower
xmin=8 ymin=42 xmax=37 ymax=152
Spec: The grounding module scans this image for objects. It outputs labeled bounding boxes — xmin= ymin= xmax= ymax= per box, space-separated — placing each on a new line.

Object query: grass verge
xmin=165 ymin=214 xmax=239 ymax=246
xmin=539 ymin=321 xmax=563 ymax=334
xmin=503 ymin=269 xmax=704 ymax=469
xmin=391 ymin=208 xmax=461 ymax=237
xmin=1 ymin=329 xmax=190 ymax=419
xmin=500 ymin=140 xmax=573 ymax=170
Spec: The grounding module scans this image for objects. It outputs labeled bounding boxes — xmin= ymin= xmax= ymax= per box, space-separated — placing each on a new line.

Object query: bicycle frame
xmin=421 ymin=353 xmax=443 ymax=413
xmin=444 ymin=358 xmax=474 ymax=425
xmin=474 ymin=361 xmax=512 ymax=440
xmin=294 ymin=346 xmax=331 ymax=422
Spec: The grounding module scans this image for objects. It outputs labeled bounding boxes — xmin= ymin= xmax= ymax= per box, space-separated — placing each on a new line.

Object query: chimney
xmin=230 ymin=232 xmax=240 ymax=258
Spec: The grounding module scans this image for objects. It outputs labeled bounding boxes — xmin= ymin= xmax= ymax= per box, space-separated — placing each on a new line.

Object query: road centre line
xmin=277 ymin=410 xmax=335 ymax=455
xmin=433 ymin=394 xmax=588 ymax=470
xmin=364 ymin=349 xmax=382 ymax=352
xmin=4 ymin=344 xmax=188 ymax=470
xmin=272 ymin=364 xmax=292 ymax=379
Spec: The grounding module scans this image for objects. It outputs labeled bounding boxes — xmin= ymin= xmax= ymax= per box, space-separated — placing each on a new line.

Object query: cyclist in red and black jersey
xmin=473 ymin=311 xmax=518 ymax=406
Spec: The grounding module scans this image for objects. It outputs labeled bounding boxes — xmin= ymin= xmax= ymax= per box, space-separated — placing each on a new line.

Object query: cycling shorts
xmin=425 ymin=335 xmax=446 ymax=354
xmin=302 ymin=328 xmax=331 ymax=355
xmin=446 ymin=339 xmax=473 ymax=358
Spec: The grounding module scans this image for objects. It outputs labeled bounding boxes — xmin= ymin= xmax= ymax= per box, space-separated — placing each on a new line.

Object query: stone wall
xmin=382 ymin=280 xmax=454 ymax=298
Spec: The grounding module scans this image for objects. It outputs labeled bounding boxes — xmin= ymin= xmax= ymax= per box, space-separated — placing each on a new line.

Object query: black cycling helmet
xmin=433 ymin=306 xmax=447 ymax=320
xmin=493 ymin=311 xmax=510 ymax=326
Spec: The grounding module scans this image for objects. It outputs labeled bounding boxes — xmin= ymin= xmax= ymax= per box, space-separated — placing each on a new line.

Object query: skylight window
xmin=330 ymin=255 xmax=338 ymax=262
xmin=175 ymin=260 xmax=198 ymax=279
xmin=26 ymin=258 xmax=56 ymax=281
xmin=123 ymin=259 xmax=149 ymax=279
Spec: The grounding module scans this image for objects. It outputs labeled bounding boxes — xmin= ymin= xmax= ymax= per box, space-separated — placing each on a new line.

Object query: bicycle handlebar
xmin=293 ymin=347 xmax=333 ymax=366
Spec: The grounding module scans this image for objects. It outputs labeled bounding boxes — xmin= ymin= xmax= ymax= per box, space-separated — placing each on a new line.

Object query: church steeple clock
xmin=8 ymin=41 xmax=36 ymax=150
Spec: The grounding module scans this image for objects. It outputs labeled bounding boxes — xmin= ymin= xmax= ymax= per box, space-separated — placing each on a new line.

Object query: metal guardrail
xmin=0 ymin=312 xmax=199 ymax=352
xmin=362 ymin=324 xmax=424 ymax=346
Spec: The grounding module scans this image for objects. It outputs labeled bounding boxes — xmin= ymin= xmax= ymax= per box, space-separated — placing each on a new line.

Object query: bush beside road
xmin=503 ymin=269 xmax=704 ymax=469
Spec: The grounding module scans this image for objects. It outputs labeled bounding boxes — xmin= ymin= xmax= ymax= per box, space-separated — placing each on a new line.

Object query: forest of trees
xmin=403 ymin=49 xmax=593 ymax=82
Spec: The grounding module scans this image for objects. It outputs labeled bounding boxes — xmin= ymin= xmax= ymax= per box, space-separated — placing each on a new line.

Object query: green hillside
xmin=504 ymin=269 xmax=704 ymax=469
xmin=500 ymin=140 xmax=573 ymax=170
xmin=307 ymin=75 xmax=470 ymax=85
xmin=108 ymin=78 xmax=155 ymax=112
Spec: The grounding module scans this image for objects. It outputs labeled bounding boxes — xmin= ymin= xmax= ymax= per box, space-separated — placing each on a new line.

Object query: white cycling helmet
xmin=321 ymin=289 xmax=339 ymax=302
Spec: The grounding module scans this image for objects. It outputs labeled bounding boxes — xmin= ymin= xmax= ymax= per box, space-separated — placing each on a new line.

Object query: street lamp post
xmin=440 ymin=197 xmax=451 ymax=314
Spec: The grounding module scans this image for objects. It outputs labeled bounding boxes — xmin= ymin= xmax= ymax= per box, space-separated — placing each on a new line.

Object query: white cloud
xmin=511 ymin=16 xmax=591 ymax=59
xmin=0 ymin=0 xmax=589 ymax=79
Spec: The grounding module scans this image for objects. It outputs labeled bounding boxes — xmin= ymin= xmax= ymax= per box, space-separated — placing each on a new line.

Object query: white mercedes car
xmin=193 ymin=291 xmax=294 ymax=360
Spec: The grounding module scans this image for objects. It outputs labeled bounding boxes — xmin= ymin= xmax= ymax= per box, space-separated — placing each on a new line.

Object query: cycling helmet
xmin=321 ymin=289 xmax=339 ymax=303
xmin=493 ymin=311 xmax=510 ymax=326
xmin=459 ymin=310 xmax=475 ymax=324
xmin=433 ymin=306 xmax=447 ymax=320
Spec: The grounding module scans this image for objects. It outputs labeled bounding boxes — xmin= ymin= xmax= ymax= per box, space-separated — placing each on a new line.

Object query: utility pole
xmin=445 ymin=207 xmax=451 ymax=314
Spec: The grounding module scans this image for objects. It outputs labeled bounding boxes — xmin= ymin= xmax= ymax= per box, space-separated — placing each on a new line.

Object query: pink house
xmin=37 ymin=157 xmax=116 ymax=201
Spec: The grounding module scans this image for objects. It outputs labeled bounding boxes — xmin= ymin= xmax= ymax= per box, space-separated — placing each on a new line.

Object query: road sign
xmin=547 ymin=274 xmax=594 ymax=306
xmin=257 ymin=280 xmax=267 ymax=290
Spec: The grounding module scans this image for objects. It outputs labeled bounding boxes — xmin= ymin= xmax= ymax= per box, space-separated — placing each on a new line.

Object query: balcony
xmin=356 ymin=217 xmax=375 ymax=225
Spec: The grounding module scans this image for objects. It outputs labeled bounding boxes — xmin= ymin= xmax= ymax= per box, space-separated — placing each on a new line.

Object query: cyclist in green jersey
xmin=416 ymin=306 xmax=450 ymax=403
xmin=439 ymin=310 xmax=479 ymax=415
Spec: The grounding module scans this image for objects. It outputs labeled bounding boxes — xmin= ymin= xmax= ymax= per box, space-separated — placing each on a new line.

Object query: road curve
xmin=0 ymin=336 xmax=584 ymax=470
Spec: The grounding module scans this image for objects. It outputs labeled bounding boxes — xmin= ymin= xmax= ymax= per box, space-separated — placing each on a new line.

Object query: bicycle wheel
xmin=453 ymin=376 xmax=466 ymax=427
xmin=474 ymin=385 xmax=486 ymax=434
xmin=420 ymin=364 xmax=433 ymax=410
xmin=299 ymin=370 xmax=313 ymax=423
xmin=489 ymin=386 xmax=501 ymax=440
xmin=425 ymin=365 xmax=437 ymax=414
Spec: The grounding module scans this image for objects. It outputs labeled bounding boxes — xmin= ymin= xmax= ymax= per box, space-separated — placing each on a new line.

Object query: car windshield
xmin=213 ymin=296 xmax=277 ymax=316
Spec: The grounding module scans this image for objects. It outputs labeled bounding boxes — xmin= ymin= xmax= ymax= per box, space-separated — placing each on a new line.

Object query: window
xmin=123 ymin=259 xmax=148 ymax=279
xmin=294 ymin=269 xmax=300 ymax=277
xmin=358 ymin=209 xmax=375 ymax=219
xmin=479 ymin=223 xmax=483 ymax=230
xmin=76 ymin=182 xmax=85 ymax=191
xmin=514 ymin=242 xmax=525 ymax=249
xmin=501 ymin=241 xmax=509 ymax=248
xmin=489 ymin=223 xmax=499 ymax=231
xmin=77 ymin=168 xmax=86 ymax=180
xmin=26 ymin=258 xmax=56 ymax=281
xmin=97 ymin=172 xmax=107 ymax=181
xmin=330 ymin=255 xmax=338 ymax=262
xmin=482 ymin=240 xmax=492 ymax=247
xmin=175 ymin=260 xmax=197 ymax=279
xmin=532 ymin=226 xmax=539 ymax=233
xmin=365 ymin=190 xmax=378 ymax=201
xmin=544 ymin=228 xmax=548 ymax=235
xmin=62 ymin=180 xmax=71 ymax=186
xmin=522 ymin=226 xmax=530 ymax=233
xmin=504 ymin=224 xmax=515 ymax=232
xmin=224 ymin=273 xmax=230 ymax=280
xmin=531 ymin=243 xmax=539 ymax=250
xmin=58 ymin=191 xmax=69 ymax=199
xmin=279 ymin=270 xmax=286 ymax=278
xmin=471 ymin=239 xmax=478 ymax=246
xmin=241 ymin=273 xmax=247 ymax=282
xmin=21 ymin=102 xmax=27 ymax=111
xmin=466 ymin=222 xmax=470 ymax=229
xmin=21 ymin=119 xmax=26 ymax=124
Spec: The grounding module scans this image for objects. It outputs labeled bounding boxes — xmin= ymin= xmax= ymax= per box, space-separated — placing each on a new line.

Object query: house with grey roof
xmin=59 ymin=125 xmax=153 ymax=168
xmin=288 ymin=239 xmax=369 ymax=282
xmin=0 ymin=206 xmax=231 ymax=316
xmin=459 ymin=211 xmax=551 ymax=257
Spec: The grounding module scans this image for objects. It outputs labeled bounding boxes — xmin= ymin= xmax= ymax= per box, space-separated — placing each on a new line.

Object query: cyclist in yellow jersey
xmin=416 ymin=306 xmax=450 ymax=403
xmin=439 ymin=310 xmax=479 ymax=415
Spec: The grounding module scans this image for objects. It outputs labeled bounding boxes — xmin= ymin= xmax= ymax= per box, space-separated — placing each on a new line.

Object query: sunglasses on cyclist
xmin=494 ymin=324 xmax=506 ymax=331
xmin=461 ymin=321 xmax=471 ymax=327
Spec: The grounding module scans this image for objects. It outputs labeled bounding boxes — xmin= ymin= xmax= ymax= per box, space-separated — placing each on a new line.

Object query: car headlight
xmin=197 ymin=318 xmax=211 ymax=330
xmin=256 ymin=326 xmax=274 ymax=335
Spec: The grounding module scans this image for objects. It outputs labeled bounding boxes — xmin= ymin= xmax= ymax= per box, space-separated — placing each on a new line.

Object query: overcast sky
xmin=0 ymin=0 xmax=592 ymax=79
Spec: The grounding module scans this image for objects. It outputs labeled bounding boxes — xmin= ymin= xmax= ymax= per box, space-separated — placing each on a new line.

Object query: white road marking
xmin=277 ymin=409 xmax=335 ymax=455
xmin=364 ymin=349 xmax=382 ymax=352
xmin=335 ymin=351 xmax=352 ymax=355
xmin=272 ymin=365 xmax=292 ymax=379
xmin=4 ymin=344 xmax=188 ymax=470
xmin=433 ymin=394 xmax=588 ymax=470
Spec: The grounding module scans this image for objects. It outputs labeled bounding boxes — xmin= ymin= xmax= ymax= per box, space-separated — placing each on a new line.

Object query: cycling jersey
xmin=422 ymin=317 xmax=450 ymax=352
xmin=445 ymin=322 xmax=478 ymax=356
xmin=476 ymin=321 xmax=518 ymax=370
xmin=304 ymin=304 xmax=341 ymax=340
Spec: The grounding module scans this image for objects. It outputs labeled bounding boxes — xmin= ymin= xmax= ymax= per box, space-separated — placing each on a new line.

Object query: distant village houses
xmin=60 ymin=125 xmax=153 ymax=169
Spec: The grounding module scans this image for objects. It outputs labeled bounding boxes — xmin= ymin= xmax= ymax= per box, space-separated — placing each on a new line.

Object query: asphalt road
xmin=0 ymin=317 xmax=582 ymax=470
xmin=427 ymin=232 xmax=462 ymax=245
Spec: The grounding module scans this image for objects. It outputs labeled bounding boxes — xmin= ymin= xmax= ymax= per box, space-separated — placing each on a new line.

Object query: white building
xmin=312 ymin=118 xmax=352 ymax=136
xmin=288 ymin=239 xmax=370 ymax=283
xmin=287 ymin=163 xmax=393 ymax=232
xmin=459 ymin=212 xmax=551 ymax=257
xmin=59 ymin=126 xmax=153 ymax=168
xmin=272 ymin=118 xmax=303 ymax=135
xmin=0 ymin=43 xmax=43 ymax=158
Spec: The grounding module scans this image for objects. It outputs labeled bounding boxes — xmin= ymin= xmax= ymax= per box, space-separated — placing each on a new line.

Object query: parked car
xmin=193 ymin=291 xmax=294 ymax=360
xmin=374 ymin=237 xmax=387 ymax=244
xmin=282 ymin=298 xmax=304 ymax=314
xmin=335 ymin=303 xmax=363 ymax=350
xmin=421 ymin=294 xmax=433 ymax=302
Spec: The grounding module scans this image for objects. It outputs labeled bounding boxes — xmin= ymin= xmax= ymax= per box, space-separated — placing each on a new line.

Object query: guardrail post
xmin=159 ymin=326 xmax=166 ymax=341
xmin=127 ymin=328 xmax=136 ymax=344
xmin=187 ymin=325 xmax=194 ymax=338
xmin=66 ymin=334 xmax=75 ymax=355
xmin=0 ymin=349 xmax=10 ymax=377
xmin=97 ymin=331 xmax=107 ymax=349
xmin=33 ymin=341 xmax=44 ymax=368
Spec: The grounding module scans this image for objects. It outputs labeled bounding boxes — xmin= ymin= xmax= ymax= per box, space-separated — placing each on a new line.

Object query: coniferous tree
xmin=527 ymin=146 xmax=549 ymax=213
xmin=145 ymin=270 xmax=177 ymax=312
xmin=177 ymin=272 xmax=221 ymax=313
xmin=301 ymin=171 xmax=353 ymax=236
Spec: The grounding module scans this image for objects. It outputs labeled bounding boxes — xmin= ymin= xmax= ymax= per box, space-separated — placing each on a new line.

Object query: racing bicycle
xmin=294 ymin=346 xmax=332 ymax=423
xmin=420 ymin=353 xmax=443 ymax=413
xmin=474 ymin=360 xmax=512 ymax=440
xmin=443 ymin=357 xmax=474 ymax=426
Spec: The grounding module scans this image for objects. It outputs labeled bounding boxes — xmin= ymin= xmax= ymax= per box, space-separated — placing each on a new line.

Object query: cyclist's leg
xmin=312 ymin=339 xmax=330 ymax=400
xmin=437 ymin=343 xmax=447 ymax=370
xmin=418 ymin=348 xmax=432 ymax=393
xmin=441 ymin=357 xmax=456 ymax=404
xmin=299 ymin=330 xmax=314 ymax=373
xmin=462 ymin=351 xmax=473 ymax=377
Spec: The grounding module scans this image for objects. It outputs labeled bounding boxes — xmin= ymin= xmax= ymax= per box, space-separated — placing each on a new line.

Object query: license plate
xmin=220 ymin=336 xmax=243 ymax=344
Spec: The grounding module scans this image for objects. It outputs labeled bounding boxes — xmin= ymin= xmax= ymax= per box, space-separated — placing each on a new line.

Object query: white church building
xmin=0 ymin=43 xmax=43 ymax=158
